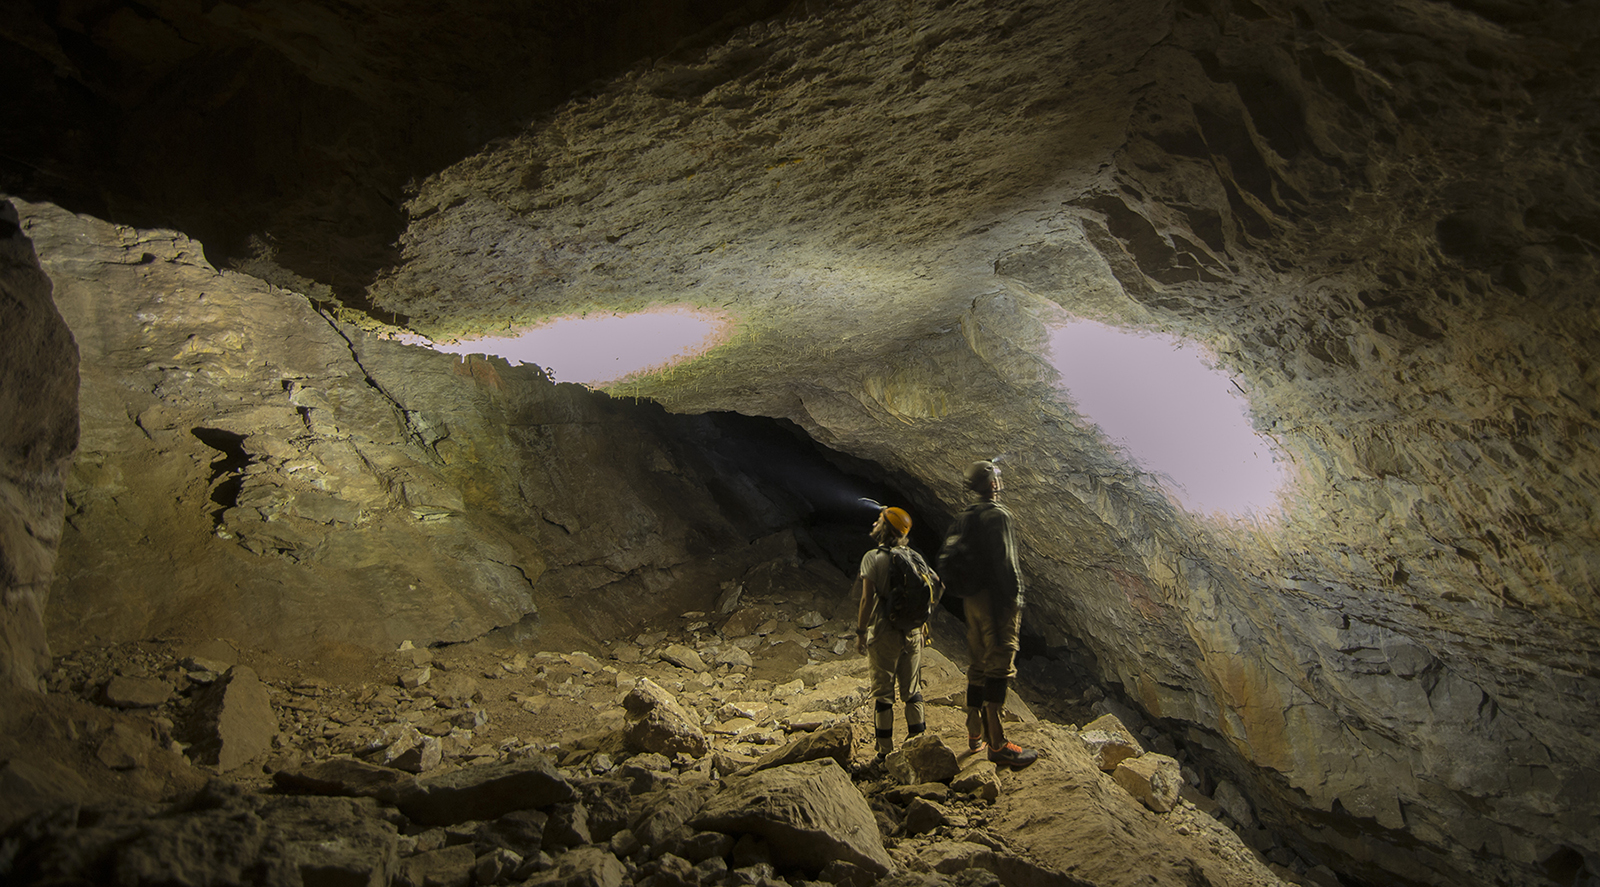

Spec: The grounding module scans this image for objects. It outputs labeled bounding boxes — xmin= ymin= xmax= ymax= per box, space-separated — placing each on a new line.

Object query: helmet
xmin=965 ymin=460 xmax=998 ymax=492
xmin=881 ymin=507 xmax=912 ymax=536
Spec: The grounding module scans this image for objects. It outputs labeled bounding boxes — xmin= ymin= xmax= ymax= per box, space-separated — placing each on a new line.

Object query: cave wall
xmin=0 ymin=201 xmax=78 ymax=691
xmin=360 ymin=1 xmax=1600 ymax=884
xmin=15 ymin=198 xmax=839 ymax=664
xmin=2 ymin=0 xmax=1599 ymax=886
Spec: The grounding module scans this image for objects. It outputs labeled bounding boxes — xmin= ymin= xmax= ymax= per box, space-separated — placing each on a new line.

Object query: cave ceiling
xmin=5 ymin=0 xmax=1600 ymax=885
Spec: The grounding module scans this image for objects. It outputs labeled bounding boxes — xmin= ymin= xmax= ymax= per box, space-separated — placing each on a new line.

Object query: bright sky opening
xmin=427 ymin=307 xmax=731 ymax=386
xmin=1046 ymin=320 xmax=1289 ymax=519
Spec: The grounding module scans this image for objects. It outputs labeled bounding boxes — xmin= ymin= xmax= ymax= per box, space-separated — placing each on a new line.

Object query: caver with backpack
xmin=937 ymin=460 xmax=1039 ymax=769
xmin=854 ymin=505 xmax=943 ymax=760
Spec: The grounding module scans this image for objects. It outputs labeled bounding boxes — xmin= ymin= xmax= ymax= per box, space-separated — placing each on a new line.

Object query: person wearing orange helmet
xmin=855 ymin=505 xmax=940 ymax=761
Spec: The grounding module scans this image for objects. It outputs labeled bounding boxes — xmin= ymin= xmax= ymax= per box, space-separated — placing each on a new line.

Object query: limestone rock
xmin=0 ymin=758 xmax=92 ymax=831
xmin=1079 ymin=714 xmax=1143 ymax=773
xmin=660 ymin=644 xmax=707 ymax=673
xmin=184 ymin=665 xmax=277 ymax=772
xmin=399 ymin=844 xmax=474 ymax=887
xmin=523 ymin=845 xmax=626 ymax=887
xmin=95 ymin=723 xmax=155 ymax=770
xmin=741 ymin=720 xmax=852 ymax=774
xmin=476 ymin=809 xmax=549 ymax=858
xmin=474 ymin=847 xmax=523 ymax=886
xmin=621 ymin=678 xmax=708 ymax=758
xmin=265 ymin=795 xmax=402 ymax=887
xmin=103 ymin=675 xmax=173 ymax=708
xmin=1113 ymin=753 xmax=1183 ymax=814
xmin=0 ymin=198 xmax=77 ymax=692
xmin=885 ymin=733 xmax=960 ymax=786
xmin=1212 ymin=779 xmax=1257 ymax=829
xmin=903 ymin=797 xmax=954 ymax=837
xmin=542 ymin=802 xmax=593 ymax=850
xmin=398 ymin=755 xmax=575 ymax=826
xmin=428 ymin=670 xmax=481 ymax=707
xmin=381 ymin=725 xmax=444 ymax=774
xmin=273 ymin=757 xmax=419 ymax=803
xmin=689 ymin=759 xmax=893 ymax=877
xmin=0 ymin=788 xmax=399 ymax=887
xmin=950 ymin=759 xmax=1001 ymax=802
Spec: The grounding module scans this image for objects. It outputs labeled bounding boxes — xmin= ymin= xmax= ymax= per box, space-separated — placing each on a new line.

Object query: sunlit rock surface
xmin=18 ymin=200 xmax=827 ymax=661
xmin=3 ymin=0 xmax=1599 ymax=885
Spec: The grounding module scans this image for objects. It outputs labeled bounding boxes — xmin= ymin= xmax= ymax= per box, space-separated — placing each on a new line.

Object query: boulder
xmin=103 ymin=675 xmax=173 ymax=708
xmin=398 ymin=844 xmax=474 ymax=887
xmin=398 ymin=755 xmax=575 ymax=826
xmin=474 ymin=847 xmax=523 ymax=885
xmin=660 ymin=644 xmax=707 ymax=673
xmin=740 ymin=720 xmax=852 ymax=774
xmin=273 ymin=756 xmax=419 ymax=803
xmin=629 ymin=782 xmax=713 ymax=849
xmin=96 ymin=722 xmax=155 ymax=770
xmin=689 ymin=759 xmax=893 ymax=876
xmin=622 ymin=678 xmax=708 ymax=758
xmin=1079 ymin=714 xmax=1142 ymax=772
xmin=885 ymin=733 xmax=959 ymax=785
xmin=1113 ymin=753 xmax=1183 ymax=814
xmin=381 ymin=725 xmax=444 ymax=774
xmin=950 ymin=759 xmax=1001 ymax=802
xmin=264 ymin=795 xmax=402 ymax=887
xmin=184 ymin=665 xmax=277 ymax=772
xmin=476 ymin=809 xmax=549 ymax=857
xmin=523 ymin=845 xmax=626 ymax=887
xmin=903 ymin=797 xmax=952 ymax=836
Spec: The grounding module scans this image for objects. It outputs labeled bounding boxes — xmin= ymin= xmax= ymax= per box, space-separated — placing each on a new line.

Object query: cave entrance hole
xmin=423 ymin=307 xmax=732 ymax=386
xmin=1045 ymin=320 xmax=1289 ymax=519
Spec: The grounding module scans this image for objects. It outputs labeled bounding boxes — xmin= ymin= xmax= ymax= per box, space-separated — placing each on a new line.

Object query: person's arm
xmin=995 ymin=507 xmax=1023 ymax=597
xmin=855 ymin=573 xmax=875 ymax=653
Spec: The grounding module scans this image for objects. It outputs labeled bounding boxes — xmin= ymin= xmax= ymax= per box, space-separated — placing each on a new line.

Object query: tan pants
xmin=867 ymin=622 xmax=925 ymax=753
xmin=964 ymin=592 xmax=1021 ymax=702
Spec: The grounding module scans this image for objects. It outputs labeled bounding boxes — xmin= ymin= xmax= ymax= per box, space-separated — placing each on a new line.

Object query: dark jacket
xmin=965 ymin=500 xmax=1024 ymax=606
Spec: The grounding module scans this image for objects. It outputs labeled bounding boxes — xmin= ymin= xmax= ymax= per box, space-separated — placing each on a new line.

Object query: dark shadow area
xmin=0 ymin=0 xmax=795 ymax=310
xmin=191 ymin=427 xmax=250 ymax=525
xmin=687 ymin=411 xmax=952 ymax=576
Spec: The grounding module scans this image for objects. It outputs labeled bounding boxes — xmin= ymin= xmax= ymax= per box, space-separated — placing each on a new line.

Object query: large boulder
xmin=398 ymin=755 xmax=575 ymax=826
xmin=622 ymin=678 xmax=708 ymax=758
xmin=689 ymin=759 xmax=893 ymax=877
xmin=184 ymin=665 xmax=277 ymax=772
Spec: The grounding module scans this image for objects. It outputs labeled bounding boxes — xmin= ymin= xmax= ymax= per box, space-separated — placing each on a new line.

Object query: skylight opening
xmin=1046 ymin=320 xmax=1289 ymax=520
xmin=425 ymin=307 xmax=732 ymax=386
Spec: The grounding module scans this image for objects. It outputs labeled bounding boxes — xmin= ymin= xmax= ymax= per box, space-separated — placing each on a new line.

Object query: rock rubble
xmin=4 ymin=589 xmax=1309 ymax=887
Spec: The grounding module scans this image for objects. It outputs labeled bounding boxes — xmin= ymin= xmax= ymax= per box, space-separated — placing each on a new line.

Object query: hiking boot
xmin=968 ymin=734 xmax=987 ymax=752
xmin=988 ymin=741 xmax=1039 ymax=769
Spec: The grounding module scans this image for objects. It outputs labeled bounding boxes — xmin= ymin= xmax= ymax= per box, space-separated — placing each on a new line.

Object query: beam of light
xmin=420 ymin=307 xmax=732 ymax=386
xmin=1046 ymin=320 xmax=1289 ymax=519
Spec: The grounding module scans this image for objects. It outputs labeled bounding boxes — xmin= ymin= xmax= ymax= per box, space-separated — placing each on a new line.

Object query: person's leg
xmin=867 ymin=626 xmax=899 ymax=758
xmin=963 ymin=595 xmax=997 ymax=750
xmin=982 ymin=599 xmax=1037 ymax=768
xmin=898 ymin=628 xmax=925 ymax=740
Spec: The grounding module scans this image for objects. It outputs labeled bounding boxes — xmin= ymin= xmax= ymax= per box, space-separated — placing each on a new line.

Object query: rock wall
xmin=2 ymin=0 xmax=1599 ymax=886
xmin=363 ymin=2 xmax=1600 ymax=885
xmin=0 ymin=200 xmax=78 ymax=691
xmin=17 ymin=199 xmax=847 ymax=663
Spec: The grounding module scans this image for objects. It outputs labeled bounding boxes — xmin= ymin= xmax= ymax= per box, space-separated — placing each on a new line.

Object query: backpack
xmin=936 ymin=503 xmax=989 ymax=598
xmin=879 ymin=545 xmax=939 ymax=632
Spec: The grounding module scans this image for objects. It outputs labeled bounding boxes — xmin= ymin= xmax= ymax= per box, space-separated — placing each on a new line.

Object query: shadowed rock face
xmin=3 ymin=1 xmax=1599 ymax=886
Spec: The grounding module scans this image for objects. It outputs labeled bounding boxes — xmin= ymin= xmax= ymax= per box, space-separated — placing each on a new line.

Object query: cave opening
xmin=421 ymin=307 xmax=734 ymax=386
xmin=1046 ymin=319 xmax=1290 ymax=519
